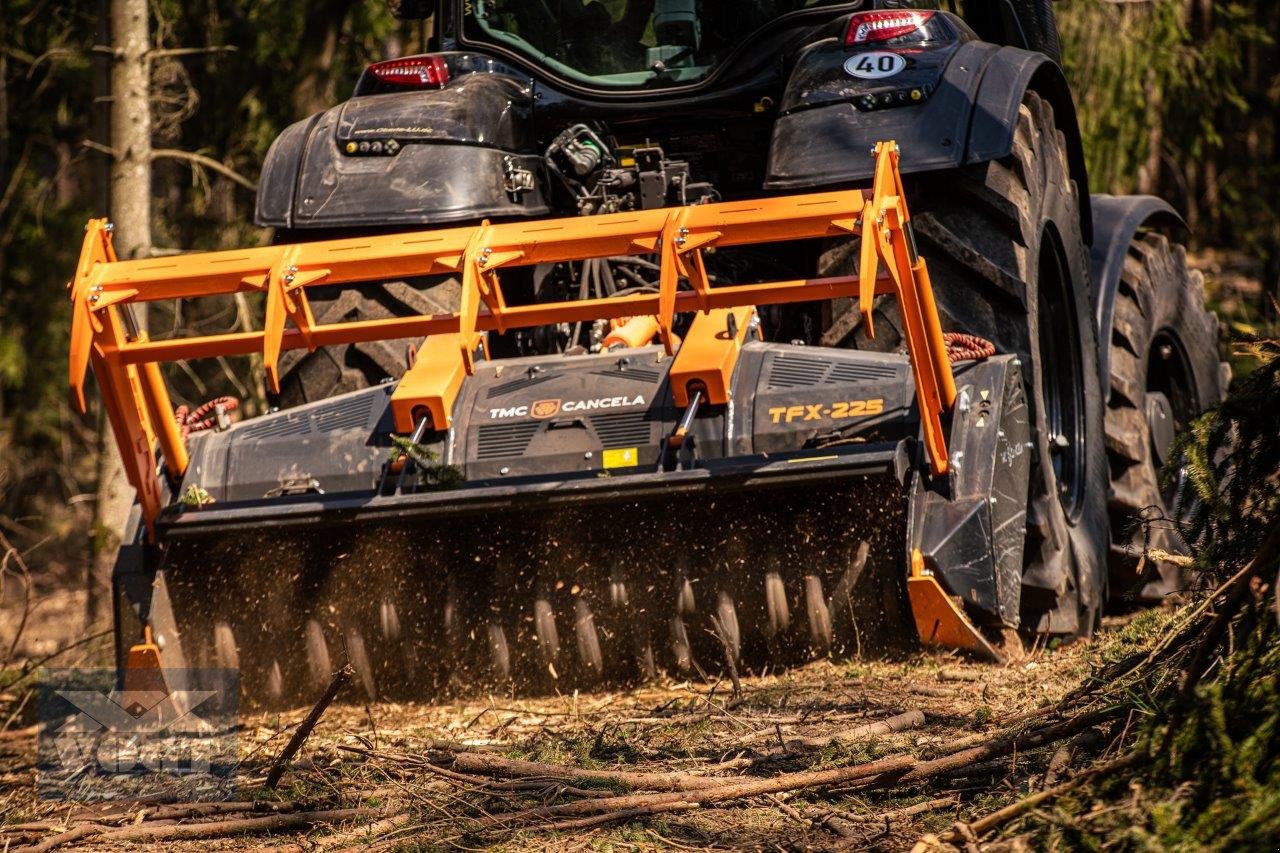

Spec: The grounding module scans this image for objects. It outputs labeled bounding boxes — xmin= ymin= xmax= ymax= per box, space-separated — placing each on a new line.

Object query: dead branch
xmin=151 ymin=148 xmax=259 ymax=191
xmin=450 ymin=752 xmax=727 ymax=791
xmin=266 ymin=665 xmax=352 ymax=789
xmin=0 ymin=530 xmax=35 ymax=665
xmin=315 ymin=812 xmax=414 ymax=849
xmin=81 ymin=807 xmax=377 ymax=844
xmin=940 ymin=753 xmax=1138 ymax=843
xmin=149 ymin=46 xmax=238 ymax=59
xmin=778 ymin=709 xmax=926 ymax=751
xmin=476 ymin=752 xmax=917 ymax=828
xmin=13 ymin=824 xmax=101 ymax=853
xmin=80 ymin=140 xmax=258 ymax=191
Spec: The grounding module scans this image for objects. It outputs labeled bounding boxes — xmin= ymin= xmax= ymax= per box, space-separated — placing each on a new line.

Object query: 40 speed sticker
xmin=844 ymin=51 xmax=906 ymax=79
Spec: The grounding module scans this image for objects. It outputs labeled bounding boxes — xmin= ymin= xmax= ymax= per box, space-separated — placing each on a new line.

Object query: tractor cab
xmin=450 ymin=0 xmax=858 ymax=91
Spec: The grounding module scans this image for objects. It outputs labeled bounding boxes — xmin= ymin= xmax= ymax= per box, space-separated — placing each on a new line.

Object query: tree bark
xmin=88 ymin=0 xmax=152 ymax=629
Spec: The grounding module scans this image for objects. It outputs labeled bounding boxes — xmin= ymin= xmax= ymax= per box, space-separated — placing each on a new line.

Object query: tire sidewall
xmin=1025 ymin=161 xmax=1109 ymax=633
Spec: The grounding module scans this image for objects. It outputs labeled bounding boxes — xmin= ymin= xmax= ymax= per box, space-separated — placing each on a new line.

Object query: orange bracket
xmin=261 ymin=245 xmax=327 ymax=393
xmin=653 ymin=208 xmax=720 ymax=353
xmin=668 ymin=307 xmax=755 ymax=406
xmin=861 ymin=141 xmax=957 ymax=476
xmin=389 ymin=332 xmax=469 ymax=432
xmin=450 ymin=222 xmax=522 ymax=372
xmin=908 ymin=549 xmax=1003 ymax=662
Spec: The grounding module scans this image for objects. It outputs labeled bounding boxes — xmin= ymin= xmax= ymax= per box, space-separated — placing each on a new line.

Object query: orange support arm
xmin=68 ymin=142 xmax=956 ymax=531
xmin=668 ymin=307 xmax=755 ymax=407
xmin=389 ymin=333 xmax=470 ymax=432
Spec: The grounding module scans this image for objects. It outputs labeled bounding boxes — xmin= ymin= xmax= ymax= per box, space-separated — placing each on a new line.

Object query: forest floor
xmin=0 ymin=607 xmax=1174 ymax=851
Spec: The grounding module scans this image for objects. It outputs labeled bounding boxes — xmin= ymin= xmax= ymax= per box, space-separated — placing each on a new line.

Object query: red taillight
xmin=368 ymin=54 xmax=450 ymax=89
xmin=845 ymin=10 xmax=936 ymax=45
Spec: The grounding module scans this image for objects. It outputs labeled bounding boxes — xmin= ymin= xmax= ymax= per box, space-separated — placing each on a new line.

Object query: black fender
xmin=1088 ymin=193 xmax=1186 ymax=401
xmin=254 ymin=113 xmax=322 ymax=229
xmin=254 ymin=71 xmax=549 ymax=231
xmin=765 ymin=42 xmax=1091 ymax=240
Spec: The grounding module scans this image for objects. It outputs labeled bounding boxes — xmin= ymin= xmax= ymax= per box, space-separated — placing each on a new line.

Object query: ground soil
xmin=0 ymin=607 xmax=1172 ymax=851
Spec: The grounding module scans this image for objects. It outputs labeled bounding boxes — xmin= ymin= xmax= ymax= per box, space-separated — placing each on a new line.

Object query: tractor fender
xmin=1088 ymin=194 xmax=1187 ymax=401
xmin=254 ymin=112 xmax=322 ymax=229
xmin=254 ymin=73 xmax=549 ymax=232
xmin=967 ymin=47 xmax=1091 ymax=242
xmin=765 ymin=42 xmax=1091 ymax=239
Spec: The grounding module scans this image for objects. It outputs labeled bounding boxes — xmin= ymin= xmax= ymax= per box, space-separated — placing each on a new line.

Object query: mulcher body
xmin=78 ymin=1 xmax=1224 ymax=702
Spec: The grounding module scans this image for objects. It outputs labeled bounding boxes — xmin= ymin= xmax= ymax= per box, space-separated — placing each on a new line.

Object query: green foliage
xmin=1010 ymin=342 xmax=1280 ymax=849
xmin=0 ymin=2 xmax=100 ymax=549
xmin=1059 ymin=0 xmax=1278 ymax=254
xmin=1173 ymin=340 xmax=1280 ymax=574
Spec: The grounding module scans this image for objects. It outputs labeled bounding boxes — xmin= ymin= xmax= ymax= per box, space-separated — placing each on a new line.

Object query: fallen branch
xmin=450 ymin=752 xmax=727 ymax=791
xmin=476 ymin=752 xmax=917 ymax=828
xmin=266 ymin=665 xmax=352 ymax=789
xmin=940 ymin=752 xmax=1138 ymax=843
xmin=845 ymin=796 xmax=959 ymax=824
xmin=82 ymin=808 xmax=376 ymax=844
xmin=779 ymin=709 xmax=926 ymax=751
xmin=475 ymin=705 xmax=1119 ymax=834
xmin=315 ymin=812 xmax=414 ymax=849
xmin=13 ymin=824 xmax=100 ymax=853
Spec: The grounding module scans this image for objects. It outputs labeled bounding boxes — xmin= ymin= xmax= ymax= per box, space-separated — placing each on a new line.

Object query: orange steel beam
xmin=68 ymin=141 xmax=956 ymax=531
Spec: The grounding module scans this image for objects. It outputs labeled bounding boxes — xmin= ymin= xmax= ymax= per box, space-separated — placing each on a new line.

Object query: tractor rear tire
xmin=275 ymin=277 xmax=460 ymax=408
xmin=819 ymin=91 xmax=1109 ymax=638
xmin=1104 ymin=232 xmax=1226 ymax=603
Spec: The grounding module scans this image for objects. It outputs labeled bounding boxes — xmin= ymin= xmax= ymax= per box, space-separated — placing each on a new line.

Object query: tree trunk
xmin=87 ymin=0 xmax=152 ymax=629
xmin=291 ymin=0 xmax=356 ymax=118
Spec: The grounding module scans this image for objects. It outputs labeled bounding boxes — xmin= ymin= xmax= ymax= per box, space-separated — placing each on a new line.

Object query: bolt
xmin=997 ymin=429 xmax=1006 ymax=438
xmin=89 ymin=294 xmax=99 ymax=304
xmin=584 ymin=451 xmax=594 ymax=459
xmin=287 ymin=265 xmax=298 ymax=274
xmin=1011 ymin=358 xmax=1022 ymax=367
xmin=104 ymin=222 xmax=114 ymax=233
xmin=1159 ymin=344 xmax=1173 ymax=360
xmin=854 ymin=218 xmax=863 ymax=228
xmin=284 ymin=273 xmax=295 ymax=284
xmin=500 ymin=466 xmax=510 ymax=475
xmin=483 ymin=247 xmax=492 ymax=255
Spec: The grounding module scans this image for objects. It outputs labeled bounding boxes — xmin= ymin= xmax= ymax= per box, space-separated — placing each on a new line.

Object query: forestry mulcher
xmin=72 ymin=1 xmax=1225 ymax=703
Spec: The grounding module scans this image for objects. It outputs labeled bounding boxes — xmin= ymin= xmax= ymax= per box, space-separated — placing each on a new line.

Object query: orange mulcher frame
xmin=70 ymin=141 xmax=954 ymax=528
xmin=70 ymin=140 xmax=1004 ymax=661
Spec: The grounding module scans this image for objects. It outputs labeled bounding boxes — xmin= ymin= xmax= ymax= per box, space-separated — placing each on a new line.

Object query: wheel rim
xmin=1035 ymin=234 xmax=1086 ymax=521
xmin=1147 ymin=329 xmax=1197 ymax=508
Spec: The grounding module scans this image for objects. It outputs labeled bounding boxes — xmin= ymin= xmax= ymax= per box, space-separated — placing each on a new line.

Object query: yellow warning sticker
xmin=602 ymin=447 xmax=639 ymax=469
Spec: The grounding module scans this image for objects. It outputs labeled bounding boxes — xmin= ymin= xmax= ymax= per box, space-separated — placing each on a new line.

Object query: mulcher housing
xmin=74 ymin=143 xmax=1019 ymax=693
xmin=74 ymin=2 xmax=1221 ymax=700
